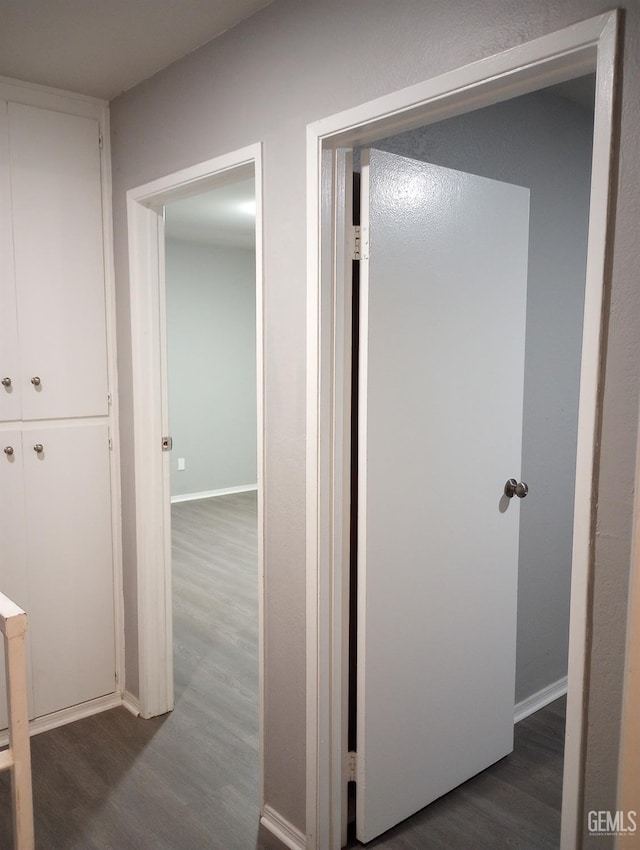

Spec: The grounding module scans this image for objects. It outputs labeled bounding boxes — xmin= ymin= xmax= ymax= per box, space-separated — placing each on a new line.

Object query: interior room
xmin=0 ymin=3 xmax=638 ymax=850
xmin=165 ymin=177 xmax=260 ymax=831
xmin=342 ymin=77 xmax=594 ymax=846
xmin=165 ymin=179 xmax=257 ymax=503
xmin=369 ymin=77 xmax=594 ymax=712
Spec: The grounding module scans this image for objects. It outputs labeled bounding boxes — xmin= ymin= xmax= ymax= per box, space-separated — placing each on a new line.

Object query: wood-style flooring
xmin=0 ymin=490 xmax=565 ymax=849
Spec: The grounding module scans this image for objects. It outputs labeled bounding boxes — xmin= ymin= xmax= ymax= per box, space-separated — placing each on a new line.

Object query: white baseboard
xmin=260 ymin=805 xmax=306 ymax=850
xmin=514 ymin=675 xmax=568 ymax=723
xmin=171 ymin=483 xmax=258 ymax=504
xmin=122 ymin=690 xmax=141 ymax=717
xmin=0 ymin=691 xmax=123 ymax=746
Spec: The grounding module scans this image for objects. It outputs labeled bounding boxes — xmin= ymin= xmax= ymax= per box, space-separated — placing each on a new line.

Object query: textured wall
xmin=370 ymin=89 xmax=594 ymax=705
xmin=165 ymin=239 xmax=257 ymax=497
xmin=110 ymin=0 xmax=640 ymax=840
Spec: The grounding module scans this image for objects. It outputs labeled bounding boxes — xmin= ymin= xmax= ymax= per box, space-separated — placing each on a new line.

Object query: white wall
xmin=110 ymin=0 xmax=640 ymax=839
xmin=165 ymin=238 xmax=257 ymax=498
xmin=369 ymin=88 xmax=594 ymax=705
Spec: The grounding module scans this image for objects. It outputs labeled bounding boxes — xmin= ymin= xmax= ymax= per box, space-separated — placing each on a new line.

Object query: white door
xmin=356 ymin=149 xmax=530 ymax=843
xmin=0 ymin=101 xmax=21 ymax=422
xmin=23 ymin=423 xmax=116 ymax=717
xmin=0 ymin=431 xmax=34 ymax=729
xmin=8 ymin=103 xmax=109 ymax=421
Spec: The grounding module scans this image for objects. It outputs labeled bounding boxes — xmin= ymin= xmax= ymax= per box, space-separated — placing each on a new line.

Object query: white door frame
xmin=126 ymin=143 xmax=265 ymax=790
xmin=306 ymin=12 xmax=619 ymax=850
xmin=617 ymin=399 xmax=640 ymax=844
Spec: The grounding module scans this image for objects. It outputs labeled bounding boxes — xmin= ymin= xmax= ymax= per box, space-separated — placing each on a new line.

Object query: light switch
xmin=178 ymin=457 xmax=186 ymax=471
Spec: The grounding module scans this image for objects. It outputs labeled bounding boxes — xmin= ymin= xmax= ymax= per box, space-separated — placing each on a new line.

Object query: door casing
xmin=305 ymin=12 xmax=619 ymax=850
xmin=126 ymin=143 xmax=265 ymax=803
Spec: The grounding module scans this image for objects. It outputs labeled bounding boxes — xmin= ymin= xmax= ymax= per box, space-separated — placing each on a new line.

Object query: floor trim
xmin=0 ymin=692 xmax=123 ymax=746
xmin=515 ymin=676 xmax=568 ymax=724
xmin=171 ymin=483 xmax=258 ymax=504
xmin=122 ymin=689 xmax=141 ymax=717
xmin=260 ymin=804 xmax=307 ymax=850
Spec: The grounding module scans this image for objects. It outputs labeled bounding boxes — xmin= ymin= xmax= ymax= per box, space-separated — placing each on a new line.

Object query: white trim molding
xmin=0 ymin=74 xmax=107 ymax=116
xmin=515 ymin=677 xmax=569 ymax=724
xmin=306 ymin=11 xmax=619 ymax=850
xmin=170 ymin=483 xmax=257 ymax=504
xmin=122 ymin=690 xmax=141 ymax=717
xmin=260 ymin=805 xmax=307 ymax=850
xmin=616 ymin=392 xmax=640 ymax=848
xmin=0 ymin=692 xmax=122 ymax=748
xmin=127 ymin=143 xmax=266 ymax=807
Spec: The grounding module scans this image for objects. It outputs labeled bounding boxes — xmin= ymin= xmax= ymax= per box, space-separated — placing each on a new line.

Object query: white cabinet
xmin=25 ymin=424 xmax=116 ymax=716
xmin=0 ymin=103 xmax=21 ymax=423
xmin=0 ymin=83 xmax=118 ymax=734
xmin=0 ymin=426 xmax=115 ymax=724
xmin=0 ymin=431 xmax=32 ymax=730
xmin=1 ymin=102 xmax=109 ymax=421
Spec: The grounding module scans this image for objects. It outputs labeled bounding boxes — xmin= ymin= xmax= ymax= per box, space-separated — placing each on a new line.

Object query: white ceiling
xmin=164 ymin=177 xmax=256 ymax=249
xmin=0 ymin=0 xmax=273 ymax=100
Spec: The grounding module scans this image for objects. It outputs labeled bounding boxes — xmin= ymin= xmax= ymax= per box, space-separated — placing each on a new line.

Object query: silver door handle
xmin=33 ymin=444 xmax=43 ymax=454
xmin=3 ymin=446 xmax=14 ymax=456
xmin=31 ymin=376 xmax=41 ymax=386
xmin=1 ymin=377 xmax=11 ymax=387
xmin=504 ymin=479 xmax=528 ymax=499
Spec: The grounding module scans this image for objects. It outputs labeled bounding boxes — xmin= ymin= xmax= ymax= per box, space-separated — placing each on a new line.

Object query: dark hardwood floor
xmin=0 ymin=490 xmax=565 ymax=849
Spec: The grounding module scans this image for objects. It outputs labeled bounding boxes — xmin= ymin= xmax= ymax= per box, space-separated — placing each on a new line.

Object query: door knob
xmin=31 ymin=376 xmax=41 ymax=386
xmin=33 ymin=443 xmax=43 ymax=454
xmin=1 ymin=377 xmax=11 ymax=387
xmin=3 ymin=446 xmax=14 ymax=456
xmin=504 ymin=478 xmax=528 ymax=499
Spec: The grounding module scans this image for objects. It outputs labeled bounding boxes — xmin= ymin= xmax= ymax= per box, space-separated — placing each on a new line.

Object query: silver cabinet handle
xmin=33 ymin=444 xmax=43 ymax=454
xmin=1 ymin=377 xmax=11 ymax=387
xmin=3 ymin=446 xmax=14 ymax=456
xmin=504 ymin=478 xmax=528 ymax=499
xmin=31 ymin=376 xmax=41 ymax=386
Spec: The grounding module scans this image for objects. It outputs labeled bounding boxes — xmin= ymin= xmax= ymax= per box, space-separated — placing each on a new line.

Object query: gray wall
xmin=165 ymin=238 xmax=257 ymax=498
xmin=370 ymin=89 xmax=594 ymax=705
xmin=110 ymin=0 xmax=640 ymax=840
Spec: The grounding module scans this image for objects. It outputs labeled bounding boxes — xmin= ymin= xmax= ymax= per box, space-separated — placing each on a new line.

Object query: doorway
xmin=162 ymin=175 xmax=259 ymax=818
xmin=306 ymin=12 xmax=618 ymax=850
xmin=126 ymin=144 xmax=265 ymax=809
xmin=346 ymin=75 xmax=593 ymax=844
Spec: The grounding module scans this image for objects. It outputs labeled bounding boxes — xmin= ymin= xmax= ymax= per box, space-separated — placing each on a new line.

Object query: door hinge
xmin=162 ymin=436 xmax=173 ymax=452
xmin=108 ymin=437 xmax=113 ymax=450
xmin=352 ymin=225 xmax=361 ymax=260
xmin=107 ymin=392 xmax=112 ymax=406
xmin=98 ymin=133 xmax=104 ymax=150
xmin=351 ymin=225 xmax=369 ymax=261
xmin=345 ymin=750 xmax=357 ymax=783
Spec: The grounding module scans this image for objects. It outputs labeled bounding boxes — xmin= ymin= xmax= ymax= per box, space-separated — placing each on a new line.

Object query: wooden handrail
xmin=0 ymin=592 xmax=34 ymax=850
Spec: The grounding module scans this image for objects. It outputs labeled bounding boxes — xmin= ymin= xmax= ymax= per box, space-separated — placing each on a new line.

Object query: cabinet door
xmin=8 ymin=103 xmax=109 ymax=420
xmin=23 ymin=423 xmax=115 ymax=718
xmin=0 ymin=432 xmax=34 ymax=729
xmin=0 ymin=102 xmax=22 ymax=422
